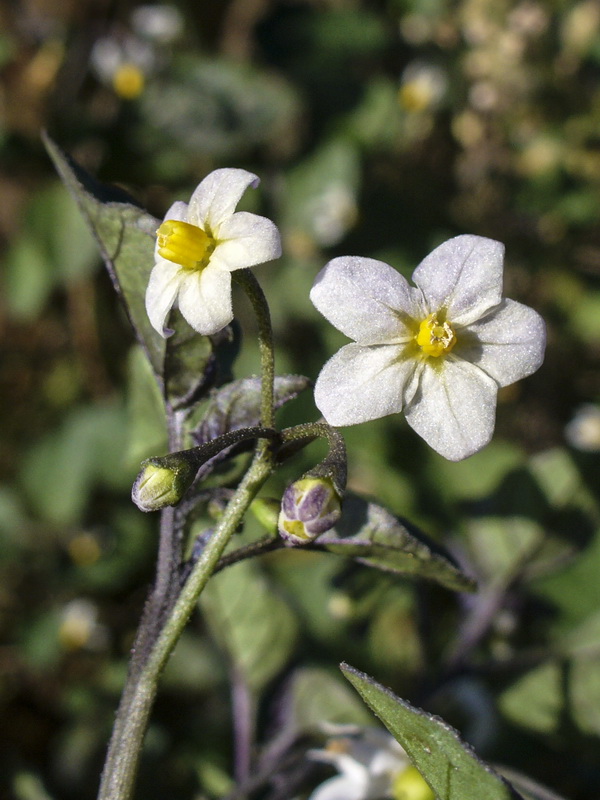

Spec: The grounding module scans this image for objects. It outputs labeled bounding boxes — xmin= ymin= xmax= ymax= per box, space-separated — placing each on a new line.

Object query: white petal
xmin=404 ymin=358 xmax=498 ymax=460
xmin=177 ymin=266 xmax=233 ymax=335
xmin=210 ymin=211 xmax=281 ymax=271
xmin=186 ymin=168 xmax=260 ymax=231
xmin=308 ymin=775 xmax=366 ymax=800
xmin=310 ymin=256 xmax=424 ymax=345
xmin=314 ymin=343 xmax=421 ymax=426
xmin=145 ymin=259 xmax=184 ymax=336
xmin=412 ymin=235 xmax=505 ymax=326
xmin=457 ymin=299 xmax=546 ymax=387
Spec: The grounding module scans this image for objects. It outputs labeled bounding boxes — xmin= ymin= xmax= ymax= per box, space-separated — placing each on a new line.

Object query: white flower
xmin=91 ymin=32 xmax=155 ymax=99
xmin=146 ymin=168 xmax=281 ymax=337
xmin=310 ymin=235 xmax=546 ymax=461
xmin=308 ymin=726 xmax=434 ymax=800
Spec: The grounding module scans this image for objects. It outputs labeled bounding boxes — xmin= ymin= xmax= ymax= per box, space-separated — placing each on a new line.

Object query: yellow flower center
xmin=156 ymin=219 xmax=216 ymax=271
xmin=392 ymin=765 xmax=435 ymax=800
xmin=415 ymin=312 xmax=456 ymax=357
xmin=112 ymin=63 xmax=145 ymax=99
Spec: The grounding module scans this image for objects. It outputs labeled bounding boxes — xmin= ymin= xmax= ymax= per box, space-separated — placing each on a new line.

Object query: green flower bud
xmin=278 ymin=476 xmax=342 ymax=544
xmin=131 ymin=456 xmax=197 ymax=512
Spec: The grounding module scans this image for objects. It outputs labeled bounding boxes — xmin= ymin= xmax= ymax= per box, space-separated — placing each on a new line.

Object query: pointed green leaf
xmin=42 ymin=132 xmax=164 ymax=375
xmin=341 ymin=664 xmax=524 ymax=800
xmin=200 ymin=560 xmax=298 ymax=692
xmin=318 ymin=495 xmax=475 ymax=593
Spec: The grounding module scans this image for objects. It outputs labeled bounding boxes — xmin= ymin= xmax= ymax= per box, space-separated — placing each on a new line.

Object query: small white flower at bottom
xmin=308 ymin=726 xmax=434 ymax=800
xmin=310 ymin=235 xmax=546 ymax=461
xmin=146 ymin=168 xmax=281 ymax=337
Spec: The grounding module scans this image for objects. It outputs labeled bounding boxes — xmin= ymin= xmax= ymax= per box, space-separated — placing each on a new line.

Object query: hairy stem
xmin=234 ymin=270 xmax=275 ymax=430
xmin=96 ymin=451 xmax=274 ymax=800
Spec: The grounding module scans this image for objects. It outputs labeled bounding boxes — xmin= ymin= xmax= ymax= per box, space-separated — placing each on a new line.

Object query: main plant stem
xmin=96 ymin=452 xmax=273 ymax=800
xmin=98 ymin=273 xmax=276 ymax=800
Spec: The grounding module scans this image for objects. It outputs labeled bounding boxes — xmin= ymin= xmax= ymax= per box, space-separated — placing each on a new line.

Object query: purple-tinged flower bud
xmin=278 ymin=476 xmax=342 ymax=544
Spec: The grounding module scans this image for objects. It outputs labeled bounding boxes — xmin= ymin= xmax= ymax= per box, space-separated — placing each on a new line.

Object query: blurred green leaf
xmin=318 ymin=494 xmax=476 ymax=593
xmin=284 ymin=667 xmax=374 ymax=733
xmin=342 ymin=663 xmax=523 ymax=800
xmin=4 ymin=181 xmax=98 ymax=319
xmin=200 ymin=560 xmax=298 ymax=692
xmin=4 ymin=236 xmax=55 ymax=319
xmin=140 ymin=56 xmax=302 ymax=160
xmin=499 ymin=661 xmax=563 ymax=735
xmin=464 ymin=517 xmax=545 ymax=583
xmin=20 ymin=401 xmax=130 ymax=526
xmin=500 ymin=607 xmax=600 ymax=737
xmin=283 ymin=137 xmax=360 ymax=246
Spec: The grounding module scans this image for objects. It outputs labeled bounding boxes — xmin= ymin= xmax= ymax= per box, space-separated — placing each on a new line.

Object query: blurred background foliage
xmin=2 ymin=0 xmax=600 ymax=798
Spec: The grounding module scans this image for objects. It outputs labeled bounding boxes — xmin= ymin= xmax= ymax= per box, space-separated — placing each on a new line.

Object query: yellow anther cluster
xmin=415 ymin=312 xmax=456 ymax=357
xmin=157 ymin=219 xmax=214 ymax=271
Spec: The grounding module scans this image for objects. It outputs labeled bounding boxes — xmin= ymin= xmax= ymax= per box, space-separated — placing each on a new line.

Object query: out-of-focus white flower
xmin=146 ymin=168 xmax=281 ymax=337
xmin=309 ymin=183 xmax=358 ymax=247
xmin=399 ymin=61 xmax=447 ymax=113
xmin=308 ymin=726 xmax=434 ymax=800
xmin=565 ymin=403 xmax=600 ymax=451
xmin=310 ymin=235 xmax=546 ymax=461
xmin=131 ymin=4 xmax=183 ymax=43
xmin=91 ymin=32 xmax=155 ymax=99
xmin=59 ymin=599 xmax=108 ymax=652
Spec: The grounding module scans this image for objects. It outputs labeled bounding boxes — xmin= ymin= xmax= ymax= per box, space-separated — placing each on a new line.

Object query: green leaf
xmin=194 ymin=374 xmax=310 ymax=444
xmin=200 ymin=560 xmax=298 ymax=692
xmin=318 ymin=494 xmax=476 ymax=593
xmin=341 ymin=663 xmax=524 ymax=800
xmin=42 ymin=132 xmax=164 ymax=375
xmin=164 ymin=314 xmax=240 ymax=410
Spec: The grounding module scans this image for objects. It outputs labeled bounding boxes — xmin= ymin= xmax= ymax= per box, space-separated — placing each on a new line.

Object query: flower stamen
xmin=416 ymin=312 xmax=456 ymax=357
xmin=156 ymin=219 xmax=215 ymax=271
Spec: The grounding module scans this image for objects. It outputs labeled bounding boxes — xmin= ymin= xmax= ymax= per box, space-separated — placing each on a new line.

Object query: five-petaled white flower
xmin=310 ymin=235 xmax=546 ymax=461
xmin=308 ymin=725 xmax=434 ymax=800
xmin=146 ymin=168 xmax=281 ymax=337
